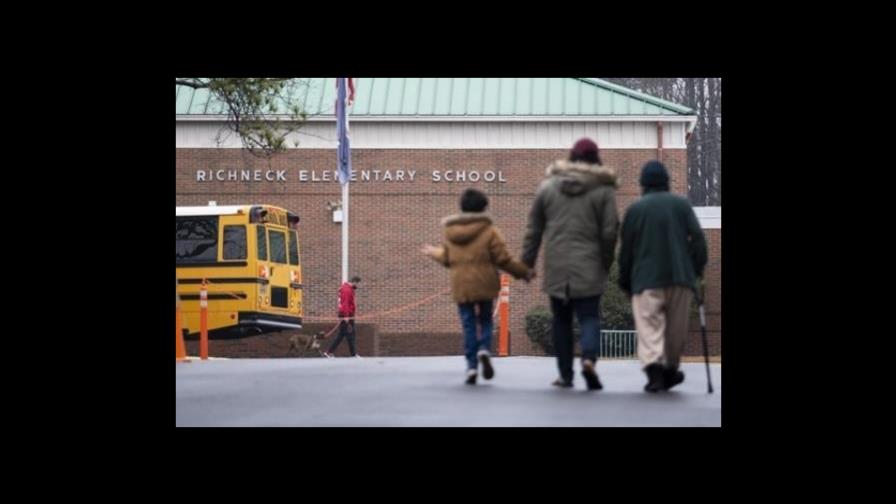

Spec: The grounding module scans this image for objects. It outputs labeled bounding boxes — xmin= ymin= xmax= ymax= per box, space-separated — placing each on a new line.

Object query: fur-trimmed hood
xmin=545 ymin=159 xmax=618 ymax=195
xmin=441 ymin=212 xmax=492 ymax=245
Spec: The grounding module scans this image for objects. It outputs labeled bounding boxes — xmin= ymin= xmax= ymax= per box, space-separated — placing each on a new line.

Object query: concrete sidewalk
xmin=176 ymin=356 xmax=721 ymax=427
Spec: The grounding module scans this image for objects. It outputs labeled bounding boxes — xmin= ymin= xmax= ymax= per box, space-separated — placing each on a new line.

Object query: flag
xmin=335 ymin=77 xmax=356 ymax=106
xmin=335 ymin=78 xmax=353 ymax=185
xmin=348 ymin=78 xmax=355 ymax=106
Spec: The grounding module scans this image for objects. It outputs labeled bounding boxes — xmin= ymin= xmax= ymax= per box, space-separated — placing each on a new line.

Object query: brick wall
xmin=176 ymin=147 xmax=719 ymax=357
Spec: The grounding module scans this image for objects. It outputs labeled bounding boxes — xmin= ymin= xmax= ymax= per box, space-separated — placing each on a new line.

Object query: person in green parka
xmin=522 ymin=138 xmax=619 ymax=391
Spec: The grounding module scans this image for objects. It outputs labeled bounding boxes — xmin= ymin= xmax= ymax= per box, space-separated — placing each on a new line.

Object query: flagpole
xmin=336 ymin=77 xmax=350 ymax=284
xmin=342 ymin=168 xmax=349 ymax=283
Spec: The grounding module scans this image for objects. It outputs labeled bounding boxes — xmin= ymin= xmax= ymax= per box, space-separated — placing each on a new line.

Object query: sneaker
xmin=552 ymin=377 xmax=573 ymax=388
xmin=477 ymin=350 xmax=494 ymax=380
xmin=644 ymin=363 xmax=665 ymax=393
xmin=354 ymin=354 xmax=363 ymax=359
xmin=323 ymin=352 xmax=334 ymax=359
xmin=465 ymin=369 xmax=478 ymax=385
xmin=662 ymin=367 xmax=685 ymax=390
xmin=581 ymin=359 xmax=603 ymax=391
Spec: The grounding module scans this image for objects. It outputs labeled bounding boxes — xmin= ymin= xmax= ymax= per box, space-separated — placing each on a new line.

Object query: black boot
xmin=644 ymin=363 xmax=665 ymax=392
xmin=552 ymin=377 xmax=573 ymax=388
xmin=662 ymin=367 xmax=685 ymax=390
xmin=581 ymin=359 xmax=603 ymax=391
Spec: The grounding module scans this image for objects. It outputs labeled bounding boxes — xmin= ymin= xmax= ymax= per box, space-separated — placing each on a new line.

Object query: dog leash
xmin=320 ymin=322 xmax=341 ymax=339
xmin=305 ymin=289 xmax=452 ymax=323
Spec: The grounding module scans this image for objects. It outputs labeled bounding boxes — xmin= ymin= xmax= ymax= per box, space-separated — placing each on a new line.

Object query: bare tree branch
xmin=177 ymin=78 xmax=314 ymax=158
xmin=175 ymin=79 xmax=209 ymax=89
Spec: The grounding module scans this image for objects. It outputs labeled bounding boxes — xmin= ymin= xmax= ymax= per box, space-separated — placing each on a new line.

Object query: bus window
xmin=269 ymin=230 xmax=287 ymax=264
xmin=223 ymin=225 xmax=247 ymax=260
xmin=256 ymin=225 xmax=268 ymax=261
xmin=176 ymin=216 xmax=218 ymax=264
xmin=288 ymin=230 xmax=299 ymax=265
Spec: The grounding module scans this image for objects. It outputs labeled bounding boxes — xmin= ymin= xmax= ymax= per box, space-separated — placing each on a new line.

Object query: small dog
xmin=288 ymin=331 xmax=326 ymax=357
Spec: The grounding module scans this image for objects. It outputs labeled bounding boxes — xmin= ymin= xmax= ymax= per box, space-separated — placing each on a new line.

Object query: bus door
xmin=254 ymin=221 xmax=270 ymax=309
xmin=265 ymin=226 xmax=291 ymax=312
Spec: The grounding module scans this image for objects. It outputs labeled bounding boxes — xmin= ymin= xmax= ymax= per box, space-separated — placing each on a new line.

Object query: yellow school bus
xmin=176 ymin=204 xmax=303 ymax=337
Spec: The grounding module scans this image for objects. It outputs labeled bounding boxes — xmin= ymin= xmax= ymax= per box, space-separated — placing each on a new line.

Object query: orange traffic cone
xmin=498 ymin=274 xmax=510 ymax=357
xmin=199 ymin=278 xmax=209 ymax=360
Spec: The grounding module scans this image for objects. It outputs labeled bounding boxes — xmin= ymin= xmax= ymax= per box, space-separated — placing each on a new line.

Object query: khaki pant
xmin=632 ymin=286 xmax=693 ymax=369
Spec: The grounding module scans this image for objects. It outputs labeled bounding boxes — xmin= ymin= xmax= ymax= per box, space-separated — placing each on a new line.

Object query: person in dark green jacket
xmin=522 ymin=138 xmax=619 ymax=390
xmin=618 ymin=160 xmax=708 ymax=392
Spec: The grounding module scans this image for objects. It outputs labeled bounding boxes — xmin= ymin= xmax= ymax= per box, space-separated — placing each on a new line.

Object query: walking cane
xmin=695 ymin=279 xmax=714 ymax=394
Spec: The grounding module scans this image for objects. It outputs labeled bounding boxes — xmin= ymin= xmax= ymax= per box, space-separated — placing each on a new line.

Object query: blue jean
xmin=458 ymin=300 xmax=494 ymax=370
xmin=550 ymin=295 xmax=601 ymax=382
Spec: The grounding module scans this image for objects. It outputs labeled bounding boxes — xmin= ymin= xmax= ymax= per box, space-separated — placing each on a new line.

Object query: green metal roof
xmin=176 ymin=78 xmax=693 ymax=117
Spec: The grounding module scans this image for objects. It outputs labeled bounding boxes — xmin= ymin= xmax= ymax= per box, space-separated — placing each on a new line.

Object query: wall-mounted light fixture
xmin=326 ymin=200 xmax=343 ymax=223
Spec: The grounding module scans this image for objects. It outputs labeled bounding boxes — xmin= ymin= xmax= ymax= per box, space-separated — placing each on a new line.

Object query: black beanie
xmin=640 ymin=160 xmax=669 ymax=188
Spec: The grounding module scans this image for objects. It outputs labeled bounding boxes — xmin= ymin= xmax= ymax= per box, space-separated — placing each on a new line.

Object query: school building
xmin=176 ymin=78 xmax=721 ymax=358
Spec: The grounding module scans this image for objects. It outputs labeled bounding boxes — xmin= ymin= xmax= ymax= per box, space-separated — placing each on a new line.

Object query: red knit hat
xmin=569 ymin=138 xmax=600 ymax=164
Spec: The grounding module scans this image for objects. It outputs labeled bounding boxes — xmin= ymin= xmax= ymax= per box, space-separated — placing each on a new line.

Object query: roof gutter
xmin=176 ymin=114 xmax=701 ymax=123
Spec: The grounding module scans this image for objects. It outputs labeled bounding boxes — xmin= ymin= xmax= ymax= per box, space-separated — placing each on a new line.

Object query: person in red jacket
xmin=324 ymin=275 xmax=361 ymax=358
